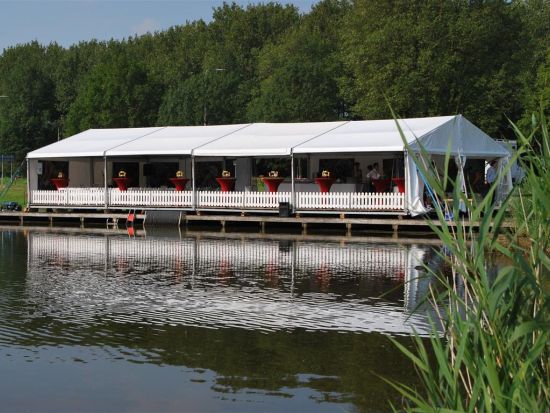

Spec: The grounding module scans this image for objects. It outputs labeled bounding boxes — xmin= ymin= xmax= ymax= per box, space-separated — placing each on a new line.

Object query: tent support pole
xmin=403 ymin=150 xmax=408 ymax=214
xmin=291 ymin=153 xmax=295 ymax=213
xmin=191 ymin=156 xmax=196 ymax=211
xmin=103 ymin=156 xmax=108 ymax=209
xmin=26 ymin=158 xmax=30 ymax=208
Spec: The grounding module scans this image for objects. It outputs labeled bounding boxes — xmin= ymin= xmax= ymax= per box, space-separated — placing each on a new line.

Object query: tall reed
xmin=390 ymin=113 xmax=550 ymax=412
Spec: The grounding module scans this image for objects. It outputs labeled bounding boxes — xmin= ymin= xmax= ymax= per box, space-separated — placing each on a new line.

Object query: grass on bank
xmin=0 ymin=177 xmax=27 ymax=207
xmin=390 ymin=112 xmax=550 ymax=412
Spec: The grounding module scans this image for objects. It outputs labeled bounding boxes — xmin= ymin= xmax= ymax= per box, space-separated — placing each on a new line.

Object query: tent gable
xmin=409 ymin=115 xmax=509 ymax=157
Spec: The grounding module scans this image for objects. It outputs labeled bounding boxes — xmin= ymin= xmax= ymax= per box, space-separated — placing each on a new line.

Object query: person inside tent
xmin=484 ymin=159 xmax=499 ymax=206
xmin=486 ymin=160 xmax=497 ymax=189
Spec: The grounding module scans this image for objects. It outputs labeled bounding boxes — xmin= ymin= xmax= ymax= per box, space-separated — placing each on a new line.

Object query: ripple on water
xmin=1 ymin=231 xmax=436 ymax=351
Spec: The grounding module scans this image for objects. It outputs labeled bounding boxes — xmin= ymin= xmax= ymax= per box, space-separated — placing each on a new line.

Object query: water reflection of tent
xmin=26 ymin=232 xmax=438 ymax=333
xmin=29 ymin=232 xmax=417 ymax=280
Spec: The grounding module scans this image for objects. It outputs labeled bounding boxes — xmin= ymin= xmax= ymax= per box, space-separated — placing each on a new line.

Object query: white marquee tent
xmin=27 ymin=115 xmax=511 ymax=215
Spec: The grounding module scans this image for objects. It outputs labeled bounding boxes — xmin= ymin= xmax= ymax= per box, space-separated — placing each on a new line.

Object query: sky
xmin=0 ymin=0 xmax=319 ymax=52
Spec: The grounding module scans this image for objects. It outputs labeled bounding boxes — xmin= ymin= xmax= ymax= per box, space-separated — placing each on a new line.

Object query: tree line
xmin=0 ymin=0 xmax=549 ymax=160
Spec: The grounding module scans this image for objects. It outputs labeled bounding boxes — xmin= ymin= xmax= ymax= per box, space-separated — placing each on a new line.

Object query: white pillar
xmin=403 ymin=150 xmax=409 ymax=214
xmin=26 ymin=158 xmax=30 ymax=208
xmin=191 ymin=156 xmax=196 ymax=210
xmin=103 ymin=156 xmax=108 ymax=208
xmin=290 ymin=153 xmax=295 ymax=212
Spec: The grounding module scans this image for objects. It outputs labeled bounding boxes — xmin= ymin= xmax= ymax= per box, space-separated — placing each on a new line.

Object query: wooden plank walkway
xmin=0 ymin=211 xmax=145 ymax=226
xmin=0 ymin=211 xmax=514 ymax=235
xmin=0 ymin=224 xmax=443 ymax=245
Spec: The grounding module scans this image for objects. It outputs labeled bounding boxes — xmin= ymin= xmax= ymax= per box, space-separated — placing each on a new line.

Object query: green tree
xmin=248 ymin=0 xmax=349 ymax=121
xmin=520 ymin=47 xmax=550 ymax=133
xmin=158 ymin=2 xmax=301 ymax=125
xmin=0 ymin=42 xmax=60 ymax=159
xmin=51 ymin=40 xmax=109 ymax=137
xmin=65 ymin=46 xmax=161 ymax=134
xmin=158 ymin=69 xmax=243 ymax=126
xmin=341 ymin=0 xmax=527 ymax=138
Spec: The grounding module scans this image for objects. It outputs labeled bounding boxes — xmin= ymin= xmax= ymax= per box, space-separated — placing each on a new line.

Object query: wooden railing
xmin=30 ymin=188 xmax=405 ymax=212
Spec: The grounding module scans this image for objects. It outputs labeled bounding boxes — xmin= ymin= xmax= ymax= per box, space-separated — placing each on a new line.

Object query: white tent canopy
xmin=293 ymin=117 xmax=452 ymax=154
xmin=26 ymin=127 xmax=164 ymax=159
xmin=192 ymin=121 xmax=348 ymax=157
xmin=26 ymin=115 xmax=512 ymax=216
xmin=27 ymin=115 xmax=509 ymax=159
xmin=406 ymin=115 xmax=510 ymax=157
xmin=106 ymin=124 xmax=251 ymax=156
xmin=293 ymin=115 xmax=510 ymax=157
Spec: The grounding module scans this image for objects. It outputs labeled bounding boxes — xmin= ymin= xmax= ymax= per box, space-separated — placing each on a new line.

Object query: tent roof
xmin=192 ymin=121 xmax=347 ymax=157
xmin=27 ymin=116 xmax=510 ymax=160
xmin=407 ymin=116 xmax=510 ymax=157
xmin=106 ymin=124 xmax=251 ymax=156
xmin=294 ymin=115 xmax=509 ymax=157
xmin=26 ymin=127 xmax=164 ymax=159
xmin=293 ymin=116 xmax=453 ymax=153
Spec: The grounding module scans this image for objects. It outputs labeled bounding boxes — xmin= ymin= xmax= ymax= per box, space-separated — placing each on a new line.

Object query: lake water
xmin=0 ymin=227 xmax=441 ymax=412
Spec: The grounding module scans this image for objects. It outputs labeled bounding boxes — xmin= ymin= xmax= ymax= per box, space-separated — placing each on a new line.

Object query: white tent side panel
xmin=405 ymin=152 xmax=430 ymax=216
xmin=26 ymin=127 xmax=164 ymax=159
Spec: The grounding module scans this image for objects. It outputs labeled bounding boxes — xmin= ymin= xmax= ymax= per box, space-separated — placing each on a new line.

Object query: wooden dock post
xmin=346 ymin=223 xmax=352 ymax=236
xmin=392 ymin=223 xmax=399 ymax=237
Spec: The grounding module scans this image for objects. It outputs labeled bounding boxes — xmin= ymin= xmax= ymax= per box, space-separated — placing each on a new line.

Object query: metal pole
xmin=26 ymin=158 xmax=30 ymax=208
xmin=191 ymin=156 xmax=196 ymax=210
xmin=290 ymin=153 xmax=295 ymax=212
xmin=103 ymin=156 xmax=108 ymax=209
xmin=403 ymin=150 xmax=409 ymax=214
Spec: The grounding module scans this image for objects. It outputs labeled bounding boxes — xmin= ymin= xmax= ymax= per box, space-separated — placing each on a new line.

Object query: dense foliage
xmin=1 ymin=0 xmax=549 ymax=160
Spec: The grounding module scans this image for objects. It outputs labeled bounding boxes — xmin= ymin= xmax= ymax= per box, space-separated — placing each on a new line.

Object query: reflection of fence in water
xmin=29 ymin=232 xmax=108 ymax=264
xmin=24 ymin=232 xmax=434 ymax=333
xmin=295 ymin=243 xmax=406 ymax=277
xmin=28 ymin=233 xmax=409 ymax=278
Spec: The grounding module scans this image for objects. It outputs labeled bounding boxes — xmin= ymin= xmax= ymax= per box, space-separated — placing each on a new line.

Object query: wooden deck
xmin=0 ymin=210 xmax=513 ymax=235
xmin=0 ymin=224 xmax=445 ymax=245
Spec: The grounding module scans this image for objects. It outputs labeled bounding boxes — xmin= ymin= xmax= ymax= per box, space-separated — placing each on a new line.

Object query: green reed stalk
xmin=389 ymin=112 xmax=550 ymax=412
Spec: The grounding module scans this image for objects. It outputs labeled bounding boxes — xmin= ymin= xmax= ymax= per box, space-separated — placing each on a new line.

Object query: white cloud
xmin=132 ymin=18 xmax=159 ymax=36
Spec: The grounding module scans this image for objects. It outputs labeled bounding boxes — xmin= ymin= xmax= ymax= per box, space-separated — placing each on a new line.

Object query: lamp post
xmin=203 ymin=68 xmax=225 ymax=126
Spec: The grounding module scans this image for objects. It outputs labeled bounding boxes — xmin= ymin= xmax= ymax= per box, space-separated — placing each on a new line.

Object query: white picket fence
xmin=296 ymin=192 xmax=405 ymax=211
xmin=31 ymin=188 xmax=105 ymax=206
xmin=197 ymin=191 xmax=291 ymax=209
xmin=30 ymin=188 xmax=405 ymax=212
xmin=109 ymin=189 xmax=193 ymax=207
